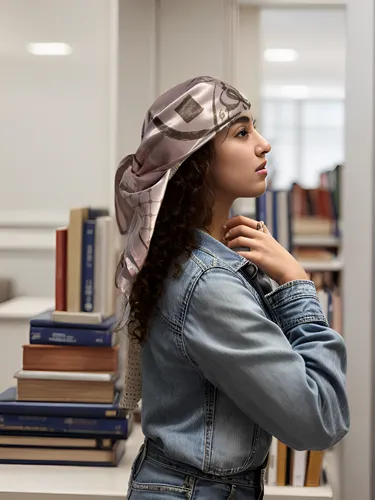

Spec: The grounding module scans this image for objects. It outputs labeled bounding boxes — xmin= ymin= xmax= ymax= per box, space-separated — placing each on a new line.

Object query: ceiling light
xmin=264 ymin=49 xmax=298 ymax=63
xmin=27 ymin=43 xmax=72 ymax=56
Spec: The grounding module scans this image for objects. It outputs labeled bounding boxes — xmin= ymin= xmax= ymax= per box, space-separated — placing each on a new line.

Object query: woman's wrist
xmin=278 ymin=271 xmax=309 ymax=286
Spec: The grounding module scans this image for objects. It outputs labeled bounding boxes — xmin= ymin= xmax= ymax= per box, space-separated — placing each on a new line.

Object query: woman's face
xmin=210 ymin=112 xmax=271 ymax=202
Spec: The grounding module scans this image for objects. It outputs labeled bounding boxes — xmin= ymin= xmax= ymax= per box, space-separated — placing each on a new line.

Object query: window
xmin=261 ymin=99 xmax=345 ymax=189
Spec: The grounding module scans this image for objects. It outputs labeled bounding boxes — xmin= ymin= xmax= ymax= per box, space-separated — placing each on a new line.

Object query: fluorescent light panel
xmin=27 ymin=43 xmax=72 ymax=56
xmin=264 ymin=49 xmax=298 ymax=62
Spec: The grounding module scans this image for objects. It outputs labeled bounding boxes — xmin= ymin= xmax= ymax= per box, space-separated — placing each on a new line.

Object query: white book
xmin=94 ymin=216 xmax=116 ymax=317
xmin=266 ymin=190 xmax=274 ymax=235
xmin=291 ymin=450 xmax=308 ymax=487
xmin=14 ymin=370 xmax=117 ymax=382
xmin=51 ymin=310 xmax=104 ymax=325
xmin=267 ymin=437 xmax=278 ymax=486
xmin=277 ymin=191 xmax=290 ymax=250
xmin=317 ymin=290 xmax=329 ymax=318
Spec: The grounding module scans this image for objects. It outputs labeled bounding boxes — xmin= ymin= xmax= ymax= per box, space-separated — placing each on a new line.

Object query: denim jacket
xmin=141 ymin=230 xmax=350 ymax=476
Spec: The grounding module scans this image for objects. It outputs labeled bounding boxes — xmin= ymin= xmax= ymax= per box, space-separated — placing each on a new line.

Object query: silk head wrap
xmin=115 ymin=76 xmax=251 ymax=410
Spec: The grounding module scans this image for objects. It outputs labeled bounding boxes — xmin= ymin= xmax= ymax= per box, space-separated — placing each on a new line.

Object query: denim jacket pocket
xmin=206 ymin=389 xmax=270 ymax=475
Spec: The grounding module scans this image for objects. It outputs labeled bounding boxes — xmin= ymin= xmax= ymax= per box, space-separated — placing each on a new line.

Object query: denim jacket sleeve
xmin=183 ymin=268 xmax=350 ymax=451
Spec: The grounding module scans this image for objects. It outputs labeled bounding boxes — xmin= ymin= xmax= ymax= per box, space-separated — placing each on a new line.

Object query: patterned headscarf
xmin=115 ymin=76 xmax=251 ymax=410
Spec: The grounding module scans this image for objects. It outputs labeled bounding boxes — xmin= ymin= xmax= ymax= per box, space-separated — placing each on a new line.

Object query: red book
xmin=55 ymin=227 xmax=68 ymax=311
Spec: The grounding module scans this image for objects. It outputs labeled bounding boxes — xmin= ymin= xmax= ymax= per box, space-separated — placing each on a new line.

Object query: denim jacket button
xmin=245 ymin=263 xmax=257 ymax=278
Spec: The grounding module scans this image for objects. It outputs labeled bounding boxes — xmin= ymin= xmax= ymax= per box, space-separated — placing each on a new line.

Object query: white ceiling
xmin=259 ymin=7 xmax=346 ymax=95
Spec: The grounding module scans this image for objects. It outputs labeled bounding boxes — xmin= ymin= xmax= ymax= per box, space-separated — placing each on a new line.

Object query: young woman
xmin=115 ymin=76 xmax=349 ymax=499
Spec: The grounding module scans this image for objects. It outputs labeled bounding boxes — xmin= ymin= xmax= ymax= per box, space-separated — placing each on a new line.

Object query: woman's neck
xmin=206 ymin=201 xmax=233 ymax=241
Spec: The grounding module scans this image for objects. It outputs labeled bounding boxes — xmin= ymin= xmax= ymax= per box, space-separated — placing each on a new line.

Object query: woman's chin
xmin=246 ymin=179 xmax=267 ymax=198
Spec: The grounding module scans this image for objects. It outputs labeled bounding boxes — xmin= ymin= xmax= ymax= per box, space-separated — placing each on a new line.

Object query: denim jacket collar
xmin=195 ymin=229 xmax=250 ymax=272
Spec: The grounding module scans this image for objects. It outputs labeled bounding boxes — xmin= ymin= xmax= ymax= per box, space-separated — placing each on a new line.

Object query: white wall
xmin=0 ymin=0 xmax=118 ymax=296
xmin=117 ymin=0 xmax=157 ymax=162
xmin=0 ymin=0 xmax=246 ymax=297
xmin=156 ymin=0 xmax=238 ymax=94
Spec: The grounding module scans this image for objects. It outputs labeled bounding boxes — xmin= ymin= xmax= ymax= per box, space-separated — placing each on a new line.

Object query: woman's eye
xmin=236 ymin=129 xmax=249 ymax=138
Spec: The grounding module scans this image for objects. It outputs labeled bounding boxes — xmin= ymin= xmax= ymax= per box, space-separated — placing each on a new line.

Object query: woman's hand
xmin=224 ymin=215 xmax=308 ymax=285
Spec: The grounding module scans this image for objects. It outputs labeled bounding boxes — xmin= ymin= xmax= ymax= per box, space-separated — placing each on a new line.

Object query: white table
xmin=0 ymin=422 xmax=143 ymax=500
xmin=0 ymin=422 xmax=333 ymax=500
xmin=0 ymin=296 xmax=54 ymax=392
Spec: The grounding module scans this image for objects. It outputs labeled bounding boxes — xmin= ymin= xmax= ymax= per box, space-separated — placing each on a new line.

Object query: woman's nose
xmin=255 ymin=134 xmax=271 ymax=156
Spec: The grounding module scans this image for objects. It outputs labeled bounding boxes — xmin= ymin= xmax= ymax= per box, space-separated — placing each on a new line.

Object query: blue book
xmin=0 ymin=413 xmax=129 ymax=437
xmin=327 ymin=290 xmax=334 ymax=326
xmin=272 ymin=190 xmax=278 ymax=241
xmin=255 ymin=193 xmax=267 ymax=223
xmin=30 ymin=310 xmax=117 ymax=331
xmin=0 ymin=387 xmax=127 ymax=418
xmin=29 ymin=325 xmax=117 ymax=347
xmin=81 ymin=220 xmax=96 ymax=312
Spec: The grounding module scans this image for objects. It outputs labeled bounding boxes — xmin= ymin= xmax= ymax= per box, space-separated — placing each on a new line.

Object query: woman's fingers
xmin=225 ymin=224 xmax=264 ymax=242
xmin=237 ymin=250 xmax=260 ymax=262
xmin=225 ymin=215 xmax=260 ymax=232
xmin=227 ymin=236 xmax=261 ymax=251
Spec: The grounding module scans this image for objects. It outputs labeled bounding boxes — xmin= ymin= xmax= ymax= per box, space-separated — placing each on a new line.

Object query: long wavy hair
xmin=126 ymin=141 xmax=215 ymax=345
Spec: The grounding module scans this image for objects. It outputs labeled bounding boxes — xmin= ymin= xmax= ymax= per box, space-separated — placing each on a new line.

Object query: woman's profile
xmin=114 ymin=76 xmax=349 ymax=499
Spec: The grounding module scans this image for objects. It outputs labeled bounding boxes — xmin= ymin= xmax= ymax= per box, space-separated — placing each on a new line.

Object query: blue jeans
xmin=127 ymin=440 xmax=266 ymax=499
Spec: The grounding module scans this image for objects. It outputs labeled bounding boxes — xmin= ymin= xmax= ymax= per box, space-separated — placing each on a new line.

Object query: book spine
xmin=81 ymin=220 xmax=96 ymax=312
xmin=94 ymin=217 xmax=115 ymax=317
xmin=0 ymin=414 xmax=128 ymax=436
xmin=255 ymin=194 xmax=267 ymax=224
xmin=29 ymin=326 xmax=115 ymax=347
xmin=55 ymin=228 xmax=68 ymax=311
xmin=67 ymin=207 xmax=89 ymax=312
xmin=0 ymin=404 xmax=126 ymax=419
xmin=272 ymin=191 xmax=278 ymax=241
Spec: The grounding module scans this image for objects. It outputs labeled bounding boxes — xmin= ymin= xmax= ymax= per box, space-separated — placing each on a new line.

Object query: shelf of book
xmin=0 ymin=422 xmax=143 ymax=500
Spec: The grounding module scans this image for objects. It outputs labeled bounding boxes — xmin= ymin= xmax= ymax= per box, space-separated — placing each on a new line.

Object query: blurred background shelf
xmin=293 ymin=236 xmax=340 ymax=248
xmin=265 ymin=485 xmax=333 ymax=500
xmin=298 ymin=259 xmax=343 ymax=272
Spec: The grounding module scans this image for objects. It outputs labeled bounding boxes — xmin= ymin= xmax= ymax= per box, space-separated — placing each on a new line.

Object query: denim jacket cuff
xmin=265 ymin=280 xmax=328 ymax=334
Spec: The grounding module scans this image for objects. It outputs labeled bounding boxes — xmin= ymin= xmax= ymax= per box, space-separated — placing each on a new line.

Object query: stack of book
xmin=0 ymin=383 xmax=130 ymax=466
xmin=265 ymin=438 xmax=325 ymax=487
xmin=0 ymin=206 xmax=130 ymax=466
xmin=55 ymin=206 xmax=116 ymax=315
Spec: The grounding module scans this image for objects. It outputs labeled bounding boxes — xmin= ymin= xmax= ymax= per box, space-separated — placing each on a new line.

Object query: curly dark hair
xmin=126 ymin=141 xmax=215 ymax=345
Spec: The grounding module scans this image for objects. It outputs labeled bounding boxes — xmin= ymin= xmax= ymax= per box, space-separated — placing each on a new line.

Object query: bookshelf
xmin=255 ymin=177 xmax=342 ymax=494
